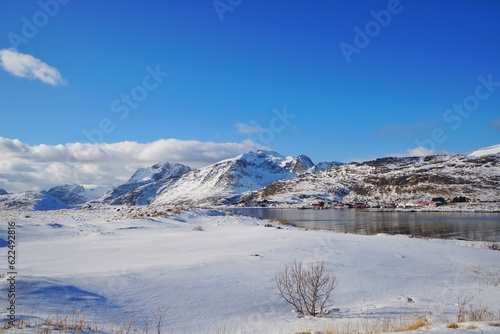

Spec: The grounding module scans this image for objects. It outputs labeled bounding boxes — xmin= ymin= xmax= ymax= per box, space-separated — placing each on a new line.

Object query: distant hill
xmin=0 ymin=191 xmax=70 ymax=211
xmin=239 ymin=153 xmax=500 ymax=205
xmin=44 ymin=184 xmax=110 ymax=206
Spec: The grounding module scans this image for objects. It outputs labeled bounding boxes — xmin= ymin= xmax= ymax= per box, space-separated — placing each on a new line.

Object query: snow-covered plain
xmin=1 ymin=207 xmax=499 ymax=333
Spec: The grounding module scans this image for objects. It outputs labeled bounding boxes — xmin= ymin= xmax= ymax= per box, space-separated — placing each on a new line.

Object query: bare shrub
xmin=467 ymin=304 xmax=495 ymax=322
xmin=453 ymin=293 xmax=497 ymax=323
xmin=192 ymin=225 xmax=204 ymax=231
xmin=456 ymin=293 xmax=474 ymax=323
xmin=488 ymin=243 xmax=500 ymax=251
xmin=275 ymin=260 xmax=337 ymax=317
xmin=152 ymin=305 xmax=167 ymax=334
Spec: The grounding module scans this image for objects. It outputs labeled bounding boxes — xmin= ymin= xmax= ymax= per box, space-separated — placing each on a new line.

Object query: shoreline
xmin=228 ymin=202 xmax=500 ymax=213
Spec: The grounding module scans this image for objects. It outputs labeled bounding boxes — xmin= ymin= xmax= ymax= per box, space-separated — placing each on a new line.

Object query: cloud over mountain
xmin=0 ymin=137 xmax=262 ymax=192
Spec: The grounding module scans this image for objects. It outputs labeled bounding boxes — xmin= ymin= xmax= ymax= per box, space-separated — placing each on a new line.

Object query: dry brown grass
xmin=1 ymin=312 xmax=431 ymax=334
xmin=317 ymin=315 xmax=428 ymax=334
xmin=40 ymin=313 xmax=94 ymax=333
xmin=265 ymin=217 xmax=289 ymax=226
xmin=0 ymin=313 xmax=149 ymax=334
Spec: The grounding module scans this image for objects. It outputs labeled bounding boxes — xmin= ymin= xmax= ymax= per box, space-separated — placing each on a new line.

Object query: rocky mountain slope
xmin=0 ymin=188 xmax=8 ymax=195
xmin=98 ymin=150 xmax=340 ymax=206
xmin=99 ymin=162 xmax=191 ymax=205
xmin=149 ymin=150 xmax=308 ymax=206
xmin=239 ymin=152 xmax=500 ymax=205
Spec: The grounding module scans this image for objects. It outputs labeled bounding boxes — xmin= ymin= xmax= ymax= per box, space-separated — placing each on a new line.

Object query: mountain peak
xmin=287 ymin=154 xmax=315 ymax=174
xmin=100 ymin=161 xmax=191 ymax=205
xmin=127 ymin=161 xmax=191 ymax=185
xmin=232 ymin=150 xmax=286 ymax=162
xmin=43 ymin=184 xmax=110 ymax=206
xmin=152 ymin=150 xmax=309 ymax=206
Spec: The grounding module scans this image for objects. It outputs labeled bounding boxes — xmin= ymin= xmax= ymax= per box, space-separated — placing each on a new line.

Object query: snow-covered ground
xmin=1 ymin=207 xmax=499 ymax=333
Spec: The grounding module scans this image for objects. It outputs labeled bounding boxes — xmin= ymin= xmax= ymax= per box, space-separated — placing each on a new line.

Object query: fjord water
xmin=232 ymin=208 xmax=500 ymax=242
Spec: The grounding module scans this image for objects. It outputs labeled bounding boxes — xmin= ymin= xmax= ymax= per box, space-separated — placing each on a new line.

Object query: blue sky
xmin=0 ymin=0 xmax=499 ymax=191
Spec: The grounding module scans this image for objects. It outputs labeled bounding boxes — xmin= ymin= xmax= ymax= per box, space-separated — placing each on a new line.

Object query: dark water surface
xmin=231 ymin=208 xmax=500 ymax=242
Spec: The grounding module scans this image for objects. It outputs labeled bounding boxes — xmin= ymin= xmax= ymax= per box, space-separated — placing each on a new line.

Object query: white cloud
xmin=0 ymin=48 xmax=67 ymax=85
xmin=389 ymin=147 xmax=450 ymax=158
xmin=235 ymin=121 xmax=263 ymax=135
xmin=0 ymin=137 xmax=263 ymax=193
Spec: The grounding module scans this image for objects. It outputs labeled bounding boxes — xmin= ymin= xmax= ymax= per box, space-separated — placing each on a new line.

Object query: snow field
xmin=0 ymin=207 xmax=499 ymax=333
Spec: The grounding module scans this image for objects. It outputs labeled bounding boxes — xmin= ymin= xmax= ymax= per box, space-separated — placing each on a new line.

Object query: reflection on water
xmin=231 ymin=208 xmax=500 ymax=242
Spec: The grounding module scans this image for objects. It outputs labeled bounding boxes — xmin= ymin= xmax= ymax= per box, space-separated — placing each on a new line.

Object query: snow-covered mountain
xmin=0 ymin=191 xmax=70 ymax=211
xmin=99 ymin=162 xmax=191 ymax=205
xmin=0 ymin=188 xmax=8 ymax=195
xmin=152 ymin=150 xmax=307 ymax=206
xmin=309 ymin=160 xmax=343 ymax=172
xmin=43 ymin=184 xmax=110 ymax=206
xmin=99 ymin=150 xmax=318 ymax=206
xmin=287 ymin=154 xmax=315 ymax=174
xmin=240 ymin=153 xmax=500 ymax=205
xmin=2 ymin=144 xmax=497 ymax=210
xmin=469 ymin=144 xmax=500 ymax=157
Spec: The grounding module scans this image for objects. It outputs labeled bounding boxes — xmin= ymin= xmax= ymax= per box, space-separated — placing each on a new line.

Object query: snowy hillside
xmin=99 ymin=162 xmax=191 ymax=205
xmin=0 ymin=191 xmax=70 ymax=210
xmin=1 ymin=208 xmax=499 ymax=333
xmin=241 ymin=153 xmax=500 ymax=205
xmin=152 ymin=150 xmax=307 ymax=206
xmin=469 ymin=144 xmax=500 ymax=157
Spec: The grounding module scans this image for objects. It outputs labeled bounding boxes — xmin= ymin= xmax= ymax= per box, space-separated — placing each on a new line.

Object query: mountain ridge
xmin=152 ymin=150 xmax=313 ymax=206
xmin=240 ymin=152 xmax=500 ymax=205
xmin=1 ymin=144 xmax=498 ymax=209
